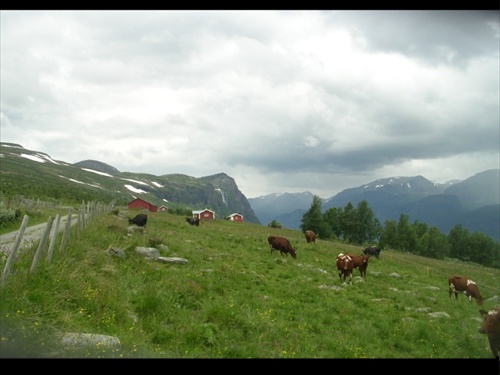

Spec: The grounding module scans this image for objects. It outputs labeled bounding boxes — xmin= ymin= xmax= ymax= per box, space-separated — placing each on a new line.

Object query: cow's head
xmin=479 ymin=309 xmax=499 ymax=334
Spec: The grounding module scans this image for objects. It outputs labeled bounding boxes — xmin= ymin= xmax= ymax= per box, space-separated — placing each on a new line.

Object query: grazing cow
xmin=336 ymin=253 xmax=353 ymax=285
xmin=363 ymin=245 xmax=380 ymax=258
xmin=267 ymin=235 xmax=297 ymax=259
xmin=304 ymin=230 xmax=316 ymax=244
xmin=448 ymin=275 xmax=484 ymax=305
xmin=346 ymin=253 xmax=370 ymax=279
xmin=479 ymin=307 xmax=500 ymax=358
xmin=128 ymin=213 xmax=148 ymax=227
xmin=186 ymin=217 xmax=200 ymax=226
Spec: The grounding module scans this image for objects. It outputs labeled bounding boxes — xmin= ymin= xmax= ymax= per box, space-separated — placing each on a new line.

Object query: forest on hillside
xmin=299 ymin=196 xmax=500 ymax=269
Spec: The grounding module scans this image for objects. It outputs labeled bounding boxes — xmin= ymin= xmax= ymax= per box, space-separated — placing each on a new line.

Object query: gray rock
xmin=426 ymin=286 xmax=440 ymax=291
xmin=106 ymin=246 xmax=126 ymax=258
xmin=157 ymin=256 xmax=188 ymax=264
xmin=61 ymin=333 xmax=121 ymax=349
xmin=415 ymin=307 xmax=432 ymax=313
xmin=127 ymin=226 xmax=145 ymax=235
xmin=135 ymin=247 xmax=160 ymax=261
xmin=158 ymin=244 xmax=169 ymax=251
xmin=487 ymin=295 xmax=500 ymax=302
xmin=428 ymin=312 xmax=450 ymax=318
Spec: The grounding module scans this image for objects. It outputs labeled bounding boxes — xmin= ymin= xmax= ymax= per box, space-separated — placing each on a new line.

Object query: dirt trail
xmin=0 ymin=215 xmax=71 ymax=254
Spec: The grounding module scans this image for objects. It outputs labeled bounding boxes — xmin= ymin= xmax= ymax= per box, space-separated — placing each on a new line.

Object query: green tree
xmin=339 ymin=202 xmax=356 ymax=243
xmin=379 ymin=219 xmax=397 ymax=250
xmin=448 ymin=224 xmax=470 ymax=261
xmin=447 ymin=225 xmax=500 ymax=267
xmin=356 ymin=200 xmax=382 ymax=244
xmin=396 ymin=214 xmax=417 ymax=253
xmin=412 ymin=220 xmax=429 ymax=239
xmin=268 ymin=220 xmax=283 ymax=229
xmin=416 ymin=226 xmax=449 ymax=259
xmin=467 ymin=231 xmax=499 ymax=267
xmin=300 ymin=195 xmax=332 ymax=239
xmin=323 ymin=206 xmax=342 ymax=238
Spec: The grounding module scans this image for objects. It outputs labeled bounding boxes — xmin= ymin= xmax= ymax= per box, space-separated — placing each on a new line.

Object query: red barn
xmin=225 ymin=213 xmax=243 ymax=222
xmin=128 ymin=198 xmax=158 ymax=212
xmin=193 ymin=208 xmax=215 ymax=221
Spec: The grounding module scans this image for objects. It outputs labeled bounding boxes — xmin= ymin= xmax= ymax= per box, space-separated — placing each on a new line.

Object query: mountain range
xmin=249 ymin=170 xmax=500 ymax=240
xmin=1 ymin=142 xmax=498 ymax=240
xmin=0 ymin=142 xmax=259 ymax=223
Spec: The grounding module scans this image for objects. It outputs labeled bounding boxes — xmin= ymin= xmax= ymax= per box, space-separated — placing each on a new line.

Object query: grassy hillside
xmin=0 ymin=143 xmax=260 ymax=223
xmin=1 ymin=208 xmax=499 ymax=359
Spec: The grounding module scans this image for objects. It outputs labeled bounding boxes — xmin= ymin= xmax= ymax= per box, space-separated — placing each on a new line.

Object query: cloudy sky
xmin=1 ymin=10 xmax=499 ymax=199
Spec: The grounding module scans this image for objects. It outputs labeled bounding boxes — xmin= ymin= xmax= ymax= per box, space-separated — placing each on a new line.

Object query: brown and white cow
xmin=479 ymin=307 xmax=500 ymax=358
xmin=448 ymin=275 xmax=484 ymax=305
xmin=336 ymin=253 xmax=353 ymax=285
xmin=267 ymin=235 xmax=297 ymax=259
xmin=346 ymin=253 xmax=370 ymax=279
xmin=305 ymin=230 xmax=316 ymax=244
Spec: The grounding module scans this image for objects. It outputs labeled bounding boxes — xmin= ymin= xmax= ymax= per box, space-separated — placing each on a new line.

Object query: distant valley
xmin=248 ymin=170 xmax=500 ymax=240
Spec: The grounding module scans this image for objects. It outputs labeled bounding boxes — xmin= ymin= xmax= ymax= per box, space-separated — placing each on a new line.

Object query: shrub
xmin=0 ymin=206 xmax=18 ymax=228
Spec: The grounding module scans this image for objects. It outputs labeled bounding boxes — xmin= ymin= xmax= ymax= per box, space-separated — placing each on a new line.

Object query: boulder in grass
xmin=61 ymin=333 xmax=121 ymax=350
xmin=157 ymin=256 xmax=188 ymax=264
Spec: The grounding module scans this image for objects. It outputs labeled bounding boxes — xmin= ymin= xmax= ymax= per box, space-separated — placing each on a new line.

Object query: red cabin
xmin=128 ymin=198 xmax=158 ymax=212
xmin=225 ymin=213 xmax=243 ymax=222
xmin=192 ymin=208 xmax=215 ymax=221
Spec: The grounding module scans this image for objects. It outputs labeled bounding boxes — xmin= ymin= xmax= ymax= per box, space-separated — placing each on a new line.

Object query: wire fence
xmin=384 ymin=251 xmax=500 ymax=295
xmin=1 ymin=200 xmax=115 ymax=284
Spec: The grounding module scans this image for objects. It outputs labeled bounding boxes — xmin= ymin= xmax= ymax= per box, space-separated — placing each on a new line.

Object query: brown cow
xmin=336 ymin=253 xmax=353 ymax=285
xmin=267 ymin=235 xmax=297 ymax=259
xmin=346 ymin=253 xmax=370 ymax=279
xmin=305 ymin=230 xmax=316 ymax=244
xmin=448 ymin=275 xmax=484 ymax=305
xmin=479 ymin=307 xmax=500 ymax=358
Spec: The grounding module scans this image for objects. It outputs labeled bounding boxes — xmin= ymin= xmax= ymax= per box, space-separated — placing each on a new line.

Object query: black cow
xmin=267 ymin=235 xmax=297 ymax=259
xmin=129 ymin=213 xmax=148 ymax=227
xmin=186 ymin=217 xmax=200 ymax=226
xmin=363 ymin=245 xmax=381 ymax=258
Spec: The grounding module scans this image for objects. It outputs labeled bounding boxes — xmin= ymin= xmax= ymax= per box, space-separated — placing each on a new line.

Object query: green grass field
xmin=1 ymin=209 xmax=499 ymax=359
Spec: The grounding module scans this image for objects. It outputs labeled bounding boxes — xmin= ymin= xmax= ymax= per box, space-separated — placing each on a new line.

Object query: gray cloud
xmin=1 ymin=10 xmax=498 ymax=199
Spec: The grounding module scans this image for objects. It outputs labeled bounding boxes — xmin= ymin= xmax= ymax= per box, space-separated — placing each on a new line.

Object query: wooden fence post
xmin=59 ymin=210 xmax=73 ymax=254
xmin=30 ymin=216 xmax=54 ymax=274
xmin=46 ymin=213 xmax=61 ymax=264
xmin=1 ymin=215 xmax=30 ymax=284
xmin=2 ymin=200 xmax=111 ymax=283
xmin=76 ymin=207 xmax=81 ymax=240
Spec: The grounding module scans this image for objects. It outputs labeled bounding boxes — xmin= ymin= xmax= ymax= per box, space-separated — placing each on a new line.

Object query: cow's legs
xmin=449 ymin=284 xmax=459 ymax=300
